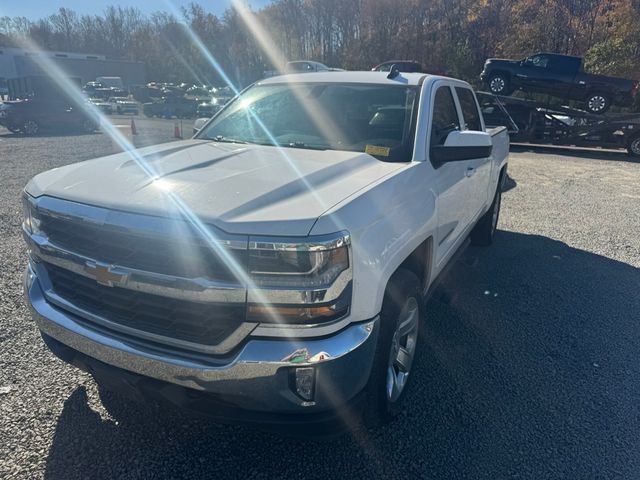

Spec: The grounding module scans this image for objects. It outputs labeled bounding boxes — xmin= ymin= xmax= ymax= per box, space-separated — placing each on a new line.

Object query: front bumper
xmin=24 ymin=264 xmax=378 ymax=416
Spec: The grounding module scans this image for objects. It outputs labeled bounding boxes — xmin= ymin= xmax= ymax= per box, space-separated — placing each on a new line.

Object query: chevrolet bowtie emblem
xmin=84 ymin=262 xmax=128 ymax=287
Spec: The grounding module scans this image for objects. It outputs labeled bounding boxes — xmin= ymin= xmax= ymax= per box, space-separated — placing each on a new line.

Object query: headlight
xmin=246 ymin=232 xmax=352 ymax=324
xmin=22 ymin=194 xmax=41 ymax=236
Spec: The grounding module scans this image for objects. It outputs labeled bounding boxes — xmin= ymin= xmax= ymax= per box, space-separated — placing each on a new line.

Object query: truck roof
xmin=258 ymin=71 xmax=436 ymax=86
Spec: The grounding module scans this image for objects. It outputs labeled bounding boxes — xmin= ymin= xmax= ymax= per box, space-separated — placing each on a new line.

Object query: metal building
xmin=0 ymin=47 xmax=145 ymax=87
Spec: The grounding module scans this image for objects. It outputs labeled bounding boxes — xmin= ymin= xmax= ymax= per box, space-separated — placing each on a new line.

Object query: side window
xmin=455 ymin=87 xmax=482 ymax=131
xmin=431 ymin=86 xmax=460 ymax=146
xmin=526 ymin=55 xmax=549 ymax=68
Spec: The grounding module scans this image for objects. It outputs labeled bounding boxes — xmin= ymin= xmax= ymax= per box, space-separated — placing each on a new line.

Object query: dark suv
xmin=0 ymin=98 xmax=100 ymax=135
xmin=143 ymin=96 xmax=197 ymax=119
xmin=480 ymin=52 xmax=639 ymax=113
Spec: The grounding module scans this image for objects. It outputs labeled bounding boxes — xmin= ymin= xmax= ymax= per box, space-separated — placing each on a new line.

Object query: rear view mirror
xmin=430 ymin=130 xmax=493 ymax=164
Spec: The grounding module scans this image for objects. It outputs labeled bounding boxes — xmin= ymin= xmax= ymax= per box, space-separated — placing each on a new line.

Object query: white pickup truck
xmin=23 ymin=71 xmax=508 ymax=430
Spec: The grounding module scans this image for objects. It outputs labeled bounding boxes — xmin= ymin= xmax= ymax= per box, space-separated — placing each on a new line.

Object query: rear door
xmin=429 ymin=83 xmax=473 ymax=266
xmin=454 ymin=87 xmax=492 ymax=220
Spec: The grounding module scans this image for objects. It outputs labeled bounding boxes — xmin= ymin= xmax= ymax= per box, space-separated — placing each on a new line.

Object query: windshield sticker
xmin=365 ymin=145 xmax=391 ymax=157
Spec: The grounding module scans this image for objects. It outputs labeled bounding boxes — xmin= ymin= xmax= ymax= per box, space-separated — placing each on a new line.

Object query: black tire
xmin=22 ymin=119 xmax=40 ymax=136
xmin=363 ymin=269 xmax=424 ymax=428
xmin=470 ymin=182 xmax=502 ymax=246
xmin=585 ymin=92 xmax=610 ymax=114
xmin=488 ymin=73 xmax=511 ymax=95
xmin=626 ymin=134 xmax=640 ymax=158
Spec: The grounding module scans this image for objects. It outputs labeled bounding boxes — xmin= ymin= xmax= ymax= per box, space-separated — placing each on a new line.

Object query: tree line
xmin=1 ymin=0 xmax=639 ymax=90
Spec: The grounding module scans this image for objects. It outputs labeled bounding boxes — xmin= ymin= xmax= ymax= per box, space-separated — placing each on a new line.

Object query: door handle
xmin=465 ymin=167 xmax=475 ymax=177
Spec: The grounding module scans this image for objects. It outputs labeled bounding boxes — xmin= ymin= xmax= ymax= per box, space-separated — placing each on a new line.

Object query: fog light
xmin=294 ymin=367 xmax=315 ymax=402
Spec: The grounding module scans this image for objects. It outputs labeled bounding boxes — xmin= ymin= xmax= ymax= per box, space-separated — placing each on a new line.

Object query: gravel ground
xmin=1 ymin=123 xmax=639 ymax=479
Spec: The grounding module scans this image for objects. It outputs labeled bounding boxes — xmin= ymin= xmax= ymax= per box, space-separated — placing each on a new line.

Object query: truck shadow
xmin=44 ymin=230 xmax=640 ymax=479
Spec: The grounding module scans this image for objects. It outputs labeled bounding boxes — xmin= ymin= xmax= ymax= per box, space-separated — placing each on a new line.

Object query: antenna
xmin=387 ymin=64 xmax=400 ymax=79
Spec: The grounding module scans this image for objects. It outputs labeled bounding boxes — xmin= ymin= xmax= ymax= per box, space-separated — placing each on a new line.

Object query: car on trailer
xmin=477 ymin=92 xmax=640 ymax=157
xmin=480 ymin=53 xmax=639 ymax=114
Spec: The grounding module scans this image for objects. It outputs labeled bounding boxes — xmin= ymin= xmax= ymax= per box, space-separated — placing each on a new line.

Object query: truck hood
xmin=26 ymin=140 xmax=404 ymax=236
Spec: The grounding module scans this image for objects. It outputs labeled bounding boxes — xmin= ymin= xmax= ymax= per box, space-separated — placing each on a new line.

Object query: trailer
xmin=476 ymin=92 xmax=640 ymax=157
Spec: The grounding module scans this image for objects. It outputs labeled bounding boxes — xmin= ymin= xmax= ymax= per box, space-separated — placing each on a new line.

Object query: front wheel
xmin=363 ymin=269 xmax=423 ymax=428
xmin=585 ymin=93 xmax=610 ymax=114
xmin=22 ymin=119 xmax=40 ymax=136
xmin=488 ymin=73 xmax=510 ymax=95
xmin=470 ymin=184 xmax=502 ymax=246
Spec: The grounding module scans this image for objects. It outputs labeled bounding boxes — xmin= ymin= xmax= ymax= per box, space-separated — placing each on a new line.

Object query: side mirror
xmin=430 ymin=130 xmax=493 ymax=164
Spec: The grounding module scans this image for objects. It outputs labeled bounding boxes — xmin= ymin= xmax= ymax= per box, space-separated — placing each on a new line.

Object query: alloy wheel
xmin=490 ymin=77 xmax=505 ymax=93
xmin=23 ymin=120 xmax=39 ymax=136
xmin=386 ymin=296 xmax=419 ymax=403
xmin=588 ymin=95 xmax=606 ymax=112
xmin=630 ymin=138 xmax=640 ymax=156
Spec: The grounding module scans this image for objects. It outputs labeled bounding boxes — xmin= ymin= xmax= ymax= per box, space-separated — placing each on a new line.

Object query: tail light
xmin=632 ymin=81 xmax=639 ymax=98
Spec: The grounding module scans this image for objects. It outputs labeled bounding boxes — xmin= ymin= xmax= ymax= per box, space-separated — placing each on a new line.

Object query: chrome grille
xmin=26 ymin=196 xmax=253 ymax=355
xmin=45 ymin=263 xmax=244 ymax=350
xmin=37 ymin=206 xmax=244 ymax=281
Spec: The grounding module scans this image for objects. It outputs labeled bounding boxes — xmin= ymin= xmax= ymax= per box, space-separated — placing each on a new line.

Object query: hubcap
xmin=23 ymin=120 xmax=38 ymax=135
xmin=386 ymin=296 xmax=419 ymax=402
xmin=631 ymin=138 xmax=640 ymax=156
xmin=490 ymin=77 xmax=505 ymax=93
xmin=588 ymin=95 xmax=606 ymax=112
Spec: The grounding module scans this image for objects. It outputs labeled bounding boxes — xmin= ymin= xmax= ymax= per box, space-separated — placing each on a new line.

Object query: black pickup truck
xmin=480 ymin=52 xmax=638 ymax=113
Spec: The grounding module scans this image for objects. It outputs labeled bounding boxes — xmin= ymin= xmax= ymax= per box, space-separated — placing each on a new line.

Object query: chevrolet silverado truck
xmin=480 ymin=52 xmax=639 ymax=114
xmin=22 ymin=71 xmax=508 ymax=430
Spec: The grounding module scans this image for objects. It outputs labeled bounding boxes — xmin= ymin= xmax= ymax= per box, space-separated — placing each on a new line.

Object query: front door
xmin=429 ymin=84 xmax=475 ymax=267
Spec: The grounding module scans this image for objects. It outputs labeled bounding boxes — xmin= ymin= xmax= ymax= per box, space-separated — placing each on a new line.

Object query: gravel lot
xmin=1 ymin=120 xmax=639 ymax=479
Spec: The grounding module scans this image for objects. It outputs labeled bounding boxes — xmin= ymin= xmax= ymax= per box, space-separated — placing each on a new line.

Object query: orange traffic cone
xmin=173 ymin=122 xmax=182 ymax=139
xmin=130 ymin=118 xmax=138 ymax=135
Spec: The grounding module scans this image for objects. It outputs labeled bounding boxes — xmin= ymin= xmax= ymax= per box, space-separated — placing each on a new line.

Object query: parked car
xmin=108 ymin=97 xmax=139 ymax=115
xmin=82 ymin=81 xmax=103 ymax=97
xmin=93 ymin=87 xmax=128 ymax=100
xmin=284 ymin=60 xmax=332 ymax=73
xmin=196 ymin=102 xmax=221 ymax=118
xmin=372 ymin=60 xmax=423 ymax=73
xmin=96 ymin=76 xmax=124 ymax=89
xmin=480 ymin=52 xmax=639 ymax=113
xmin=192 ymin=116 xmax=210 ymax=135
xmin=142 ymin=96 xmax=197 ymax=118
xmin=89 ymin=97 xmax=113 ymax=115
xmin=0 ymin=98 xmax=99 ymax=135
xmin=22 ymin=71 xmax=508 ymax=430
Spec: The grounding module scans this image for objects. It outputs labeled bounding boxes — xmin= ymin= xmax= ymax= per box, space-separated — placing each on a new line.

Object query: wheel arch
xmin=487 ymin=69 xmax=511 ymax=82
xmin=394 ymin=236 xmax=433 ymax=298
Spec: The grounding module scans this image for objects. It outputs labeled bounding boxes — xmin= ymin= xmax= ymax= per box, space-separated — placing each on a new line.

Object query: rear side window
xmin=431 ymin=86 xmax=460 ymax=146
xmin=455 ymin=87 xmax=482 ymax=131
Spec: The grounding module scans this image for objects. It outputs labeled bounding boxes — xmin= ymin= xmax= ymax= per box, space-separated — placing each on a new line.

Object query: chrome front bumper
xmin=25 ymin=265 xmax=378 ymax=414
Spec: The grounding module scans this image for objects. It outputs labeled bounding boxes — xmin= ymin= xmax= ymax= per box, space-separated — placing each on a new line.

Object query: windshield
xmin=198 ymin=82 xmax=418 ymax=161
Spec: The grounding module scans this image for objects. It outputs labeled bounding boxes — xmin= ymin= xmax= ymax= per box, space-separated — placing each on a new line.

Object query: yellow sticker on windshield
xmin=365 ymin=145 xmax=390 ymax=157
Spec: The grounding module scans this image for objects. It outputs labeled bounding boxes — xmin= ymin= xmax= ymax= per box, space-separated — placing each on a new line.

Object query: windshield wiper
xmin=210 ymin=135 xmax=251 ymax=145
xmin=286 ymin=141 xmax=328 ymax=151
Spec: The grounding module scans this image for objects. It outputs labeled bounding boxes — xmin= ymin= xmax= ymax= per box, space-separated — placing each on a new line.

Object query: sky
xmin=0 ymin=0 xmax=274 ymax=19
